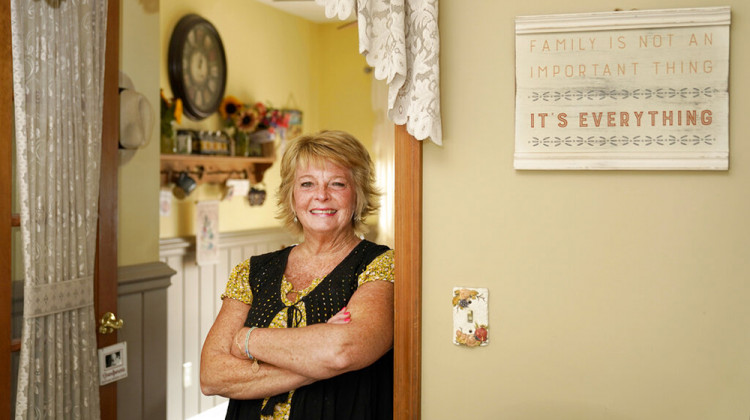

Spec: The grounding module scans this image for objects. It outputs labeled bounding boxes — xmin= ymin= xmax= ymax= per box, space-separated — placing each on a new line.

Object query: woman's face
xmin=293 ymin=159 xmax=356 ymax=238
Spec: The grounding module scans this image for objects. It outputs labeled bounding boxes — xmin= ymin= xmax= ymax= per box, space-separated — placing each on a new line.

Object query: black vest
xmin=225 ymin=240 xmax=393 ymax=420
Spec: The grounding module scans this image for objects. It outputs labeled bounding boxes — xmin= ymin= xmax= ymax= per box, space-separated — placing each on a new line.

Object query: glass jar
xmin=160 ymin=133 xmax=176 ymax=154
xmin=175 ymin=130 xmax=192 ymax=154
xmin=234 ymin=130 xmax=249 ymax=157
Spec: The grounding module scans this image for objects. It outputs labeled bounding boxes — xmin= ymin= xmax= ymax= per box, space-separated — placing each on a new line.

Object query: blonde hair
xmin=277 ymin=130 xmax=380 ymax=236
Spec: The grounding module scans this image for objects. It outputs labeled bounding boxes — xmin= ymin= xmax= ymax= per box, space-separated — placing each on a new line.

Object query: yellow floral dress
xmin=221 ymin=249 xmax=394 ymax=420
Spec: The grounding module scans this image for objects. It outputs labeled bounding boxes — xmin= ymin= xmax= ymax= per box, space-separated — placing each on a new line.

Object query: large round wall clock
xmin=168 ymin=14 xmax=227 ymax=120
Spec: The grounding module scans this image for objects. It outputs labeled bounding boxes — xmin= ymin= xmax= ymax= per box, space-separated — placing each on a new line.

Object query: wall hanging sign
xmin=514 ymin=7 xmax=730 ymax=170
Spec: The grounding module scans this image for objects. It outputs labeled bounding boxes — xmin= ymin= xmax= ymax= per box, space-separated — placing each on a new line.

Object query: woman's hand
xmin=326 ymin=306 xmax=351 ymax=324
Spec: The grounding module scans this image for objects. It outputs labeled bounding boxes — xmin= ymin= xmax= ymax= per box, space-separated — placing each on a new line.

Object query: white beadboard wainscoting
xmin=160 ymin=228 xmax=296 ymax=420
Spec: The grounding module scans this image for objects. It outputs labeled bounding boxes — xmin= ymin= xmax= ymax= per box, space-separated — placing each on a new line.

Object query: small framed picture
xmin=284 ymin=109 xmax=303 ymax=140
xmin=99 ymin=342 xmax=128 ymax=385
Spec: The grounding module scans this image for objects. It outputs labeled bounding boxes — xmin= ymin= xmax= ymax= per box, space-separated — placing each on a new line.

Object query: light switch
xmin=452 ymin=287 xmax=489 ymax=347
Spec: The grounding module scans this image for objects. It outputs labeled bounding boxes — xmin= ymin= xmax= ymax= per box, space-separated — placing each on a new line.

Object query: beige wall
xmin=424 ymin=1 xmax=750 ymax=419
xmin=119 ymin=0 xmax=161 ymax=266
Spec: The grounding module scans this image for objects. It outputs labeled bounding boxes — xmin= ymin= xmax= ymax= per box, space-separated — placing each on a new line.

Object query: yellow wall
xmin=158 ymin=1 xmax=314 ymax=238
xmin=155 ymin=1 xmax=374 ymax=238
xmin=316 ymin=22 xmax=375 ymax=150
xmin=424 ymin=1 xmax=750 ymax=419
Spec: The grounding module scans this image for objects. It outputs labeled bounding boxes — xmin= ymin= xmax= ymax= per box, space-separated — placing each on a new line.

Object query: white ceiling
xmin=253 ymin=0 xmax=350 ymax=23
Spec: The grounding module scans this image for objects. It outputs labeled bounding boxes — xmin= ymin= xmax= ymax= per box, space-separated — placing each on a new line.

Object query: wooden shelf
xmin=160 ymin=143 xmax=275 ymax=186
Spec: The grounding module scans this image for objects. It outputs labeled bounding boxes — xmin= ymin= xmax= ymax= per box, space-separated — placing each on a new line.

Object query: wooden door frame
xmin=394 ymin=124 xmax=422 ymax=420
xmin=1 ymin=0 xmax=13 ymax=416
xmin=97 ymin=0 xmax=119 ymax=418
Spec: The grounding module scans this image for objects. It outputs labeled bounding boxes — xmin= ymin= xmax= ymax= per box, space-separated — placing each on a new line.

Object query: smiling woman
xmin=277 ymin=131 xmax=381 ymax=238
xmin=200 ymin=130 xmax=395 ymax=420
xmin=292 ymin=161 xmax=357 ymax=241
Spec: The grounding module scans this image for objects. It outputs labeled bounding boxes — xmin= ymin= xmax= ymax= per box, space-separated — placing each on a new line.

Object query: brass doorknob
xmin=99 ymin=312 xmax=124 ymax=334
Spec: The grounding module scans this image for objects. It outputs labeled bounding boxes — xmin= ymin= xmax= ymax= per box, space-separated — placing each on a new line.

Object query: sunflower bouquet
xmin=219 ymin=96 xmax=290 ymax=156
xmin=160 ymin=90 xmax=183 ymax=154
xmin=160 ymin=89 xmax=183 ymax=138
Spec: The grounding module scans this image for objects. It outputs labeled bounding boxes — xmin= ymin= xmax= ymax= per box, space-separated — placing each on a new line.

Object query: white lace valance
xmin=316 ymin=0 xmax=442 ymax=145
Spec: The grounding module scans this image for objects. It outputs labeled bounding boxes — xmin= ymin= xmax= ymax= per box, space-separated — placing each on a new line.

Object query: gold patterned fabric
xmin=221 ymin=249 xmax=394 ymax=305
xmin=222 ymin=249 xmax=394 ymax=420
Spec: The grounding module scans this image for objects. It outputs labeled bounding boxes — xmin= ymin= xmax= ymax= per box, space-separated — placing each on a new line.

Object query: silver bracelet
xmin=244 ymin=327 xmax=257 ymax=360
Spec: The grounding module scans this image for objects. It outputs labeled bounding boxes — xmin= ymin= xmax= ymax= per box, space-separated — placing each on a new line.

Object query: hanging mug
xmin=173 ymin=171 xmax=197 ymax=199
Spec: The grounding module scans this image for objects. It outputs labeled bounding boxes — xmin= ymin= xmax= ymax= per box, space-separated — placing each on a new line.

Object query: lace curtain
xmin=315 ymin=0 xmax=442 ymax=145
xmin=11 ymin=0 xmax=108 ymax=418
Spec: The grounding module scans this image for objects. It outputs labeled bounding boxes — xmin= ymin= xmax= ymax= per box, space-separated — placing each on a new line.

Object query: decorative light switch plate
xmin=452 ymin=287 xmax=489 ymax=347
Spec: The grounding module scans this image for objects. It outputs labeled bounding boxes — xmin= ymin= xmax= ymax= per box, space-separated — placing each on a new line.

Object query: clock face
xmin=168 ymin=15 xmax=227 ymax=120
